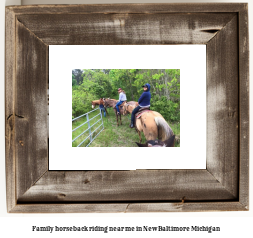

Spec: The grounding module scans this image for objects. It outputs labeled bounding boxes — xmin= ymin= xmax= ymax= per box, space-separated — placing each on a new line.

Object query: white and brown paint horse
xmin=123 ymin=103 xmax=174 ymax=143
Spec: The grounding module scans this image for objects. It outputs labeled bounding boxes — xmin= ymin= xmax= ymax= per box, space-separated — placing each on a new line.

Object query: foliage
xmin=72 ymin=69 xmax=83 ymax=85
xmin=72 ymin=69 xmax=180 ymax=124
xmin=151 ymin=95 xmax=180 ymax=122
xmin=72 ymin=74 xmax=77 ymax=86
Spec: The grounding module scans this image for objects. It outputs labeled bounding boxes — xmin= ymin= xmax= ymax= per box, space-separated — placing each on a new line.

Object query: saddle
xmin=135 ymin=107 xmax=150 ymax=119
xmin=113 ymin=101 xmax=127 ymax=109
xmin=113 ymin=101 xmax=127 ymax=114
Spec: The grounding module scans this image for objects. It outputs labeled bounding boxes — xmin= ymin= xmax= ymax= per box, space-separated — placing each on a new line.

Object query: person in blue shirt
xmin=116 ymin=88 xmax=127 ymax=115
xmin=130 ymin=83 xmax=151 ymax=128
xmin=99 ymin=98 xmax=106 ymax=117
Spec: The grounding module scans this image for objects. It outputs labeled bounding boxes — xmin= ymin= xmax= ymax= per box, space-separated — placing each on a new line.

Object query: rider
xmin=99 ymin=98 xmax=106 ymax=117
xmin=116 ymin=88 xmax=127 ymax=115
xmin=130 ymin=83 xmax=151 ymax=128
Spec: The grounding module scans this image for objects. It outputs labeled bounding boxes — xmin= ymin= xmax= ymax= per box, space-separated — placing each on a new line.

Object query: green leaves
xmin=150 ymin=95 xmax=180 ymax=122
xmin=72 ymin=69 xmax=180 ymax=123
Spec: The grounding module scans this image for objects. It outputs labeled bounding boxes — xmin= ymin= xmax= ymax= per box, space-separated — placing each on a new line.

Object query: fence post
xmin=86 ymin=113 xmax=92 ymax=142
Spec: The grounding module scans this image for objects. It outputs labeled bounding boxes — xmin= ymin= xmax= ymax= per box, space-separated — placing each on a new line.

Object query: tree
xmin=72 ymin=74 xmax=77 ymax=86
xmin=72 ymin=69 xmax=83 ymax=85
xmin=72 ymin=68 xmax=180 ymax=122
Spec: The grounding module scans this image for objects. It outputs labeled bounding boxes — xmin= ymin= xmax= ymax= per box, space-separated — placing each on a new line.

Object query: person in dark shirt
xmin=99 ymin=98 xmax=106 ymax=117
xmin=130 ymin=83 xmax=151 ymax=128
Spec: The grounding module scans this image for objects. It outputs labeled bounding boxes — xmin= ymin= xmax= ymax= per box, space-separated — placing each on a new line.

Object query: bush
xmin=151 ymin=96 xmax=180 ymax=122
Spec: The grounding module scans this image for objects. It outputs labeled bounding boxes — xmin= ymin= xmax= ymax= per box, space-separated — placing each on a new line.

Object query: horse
xmin=104 ymin=99 xmax=137 ymax=126
xmin=91 ymin=98 xmax=109 ymax=115
xmin=123 ymin=103 xmax=174 ymax=143
xmin=91 ymin=98 xmax=106 ymax=109
xmin=122 ymin=102 xmax=138 ymax=115
xmin=104 ymin=98 xmax=124 ymax=126
xmin=135 ymin=135 xmax=175 ymax=147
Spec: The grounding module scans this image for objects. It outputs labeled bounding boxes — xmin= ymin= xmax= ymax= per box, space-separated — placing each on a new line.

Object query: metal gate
xmin=72 ymin=108 xmax=104 ymax=147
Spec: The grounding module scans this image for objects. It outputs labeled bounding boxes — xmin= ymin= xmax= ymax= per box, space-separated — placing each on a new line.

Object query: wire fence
xmin=72 ymin=108 xmax=104 ymax=147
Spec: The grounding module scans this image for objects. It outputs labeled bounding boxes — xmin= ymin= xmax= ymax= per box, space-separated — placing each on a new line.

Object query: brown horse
xmin=103 ymin=98 xmax=117 ymax=109
xmin=104 ymin=99 xmax=137 ymax=126
xmin=123 ymin=104 xmax=174 ymax=143
xmin=136 ymin=135 xmax=175 ymax=147
xmin=104 ymin=98 xmax=124 ymax=126
xmin=122 ymin=102 xmax=138 ymax=115
xmin=91 ymin=98 xmax=108 ymax=115
xmin=91 ymin=100 xmax=100 ymax=109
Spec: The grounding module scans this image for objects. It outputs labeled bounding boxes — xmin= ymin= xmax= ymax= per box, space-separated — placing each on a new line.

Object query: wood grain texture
xmin=206 ymin=16 xmax=239 ymax=198
xmin=16 ymin=13 xmax=236 ymax=45
xmin=5 ymin=7 xmax=16 ymax=212
xmin=7 ymin=3 xmax=246 ymax=14
xmin=18 ymin=170 xmax=236 ymax=202
xmin=15 ymin=20 xmax=48 ymax=200
xmin=10 ymin=202 xmax=247 ymax=213
xmin=5 ymin=3 xmax=249 ymax=213
xmin=126 ymin=202 xmax=248 ymax=212
xmin=238 ymin=4 xmax=249 ymax=209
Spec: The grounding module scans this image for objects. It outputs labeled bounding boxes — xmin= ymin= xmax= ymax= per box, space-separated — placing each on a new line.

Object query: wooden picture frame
xmin=5 ymin=3 xmax=249 ymax=213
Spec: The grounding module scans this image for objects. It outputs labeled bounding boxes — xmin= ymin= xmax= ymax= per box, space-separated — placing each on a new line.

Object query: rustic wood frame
xmin=5 ymin=4 xmax=249 ymax=213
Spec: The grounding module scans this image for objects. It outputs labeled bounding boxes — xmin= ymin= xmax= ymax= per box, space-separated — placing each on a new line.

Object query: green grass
xmin=72 ymin=108 xmax=180 ymax=147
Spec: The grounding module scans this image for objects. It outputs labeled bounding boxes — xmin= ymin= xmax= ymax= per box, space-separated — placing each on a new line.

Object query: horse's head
xmin=124 ymin=103 xmax=135 ymax=114
xmin=135 ymin=135 xmax=175 ymax=147
xmin=91 ymin=101 xmax=96 ymax=109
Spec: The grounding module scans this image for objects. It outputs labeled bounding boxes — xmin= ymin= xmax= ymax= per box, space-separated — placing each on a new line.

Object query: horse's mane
xmin=106 ymin=98 xmax=117 ymax=101
xmin=107 ymin=99 xmax=117 ymax=103
xmin=124 ymin=101 xmax=138 ymax=114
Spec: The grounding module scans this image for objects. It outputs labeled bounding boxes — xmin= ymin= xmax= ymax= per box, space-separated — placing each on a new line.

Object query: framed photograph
xmin=5 ymin=3 xmax=249 ymax=212
xmin=50 ymin=45 xmax=205 ymax=170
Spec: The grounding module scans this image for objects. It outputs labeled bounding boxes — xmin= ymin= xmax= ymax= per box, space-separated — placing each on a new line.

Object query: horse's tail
xmin=154 ymin=117 xmax=174 ymax=141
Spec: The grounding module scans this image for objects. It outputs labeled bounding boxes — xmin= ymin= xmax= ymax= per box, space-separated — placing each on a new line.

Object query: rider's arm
xmin=138 ymin=93 xmax=145 ymax=104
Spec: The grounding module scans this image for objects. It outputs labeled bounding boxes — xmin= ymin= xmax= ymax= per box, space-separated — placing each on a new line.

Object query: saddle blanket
xmin=136 ymin=110 xmax=150 ymax=119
